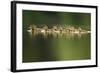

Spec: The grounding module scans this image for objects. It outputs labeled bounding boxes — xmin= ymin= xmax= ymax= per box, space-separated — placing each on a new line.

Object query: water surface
xmin=22 ymin=10 xmax=91 ymax=63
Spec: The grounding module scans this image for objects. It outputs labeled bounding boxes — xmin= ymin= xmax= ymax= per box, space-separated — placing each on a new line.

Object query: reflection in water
xmin=28 ymin=30 xmax=88 ymax=39
xmin=23 ymin=25 xmax=91 ymax=63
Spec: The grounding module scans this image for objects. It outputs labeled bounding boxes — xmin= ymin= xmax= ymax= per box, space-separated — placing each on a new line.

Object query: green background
xmin=22 ymin=10 xmax=91 ymax=63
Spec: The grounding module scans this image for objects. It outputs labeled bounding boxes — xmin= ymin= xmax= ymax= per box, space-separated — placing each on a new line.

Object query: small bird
xmin=27 ymin=29 xmax=32 ymax=33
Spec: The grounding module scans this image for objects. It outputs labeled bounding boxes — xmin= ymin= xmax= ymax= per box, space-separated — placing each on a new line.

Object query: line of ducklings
xmin=27 ymin=25 xmax=90 ymax=35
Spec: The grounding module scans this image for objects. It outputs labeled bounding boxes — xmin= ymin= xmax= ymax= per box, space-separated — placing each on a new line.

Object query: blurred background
xmin=22 ymin=10 xmax=91 ymax=63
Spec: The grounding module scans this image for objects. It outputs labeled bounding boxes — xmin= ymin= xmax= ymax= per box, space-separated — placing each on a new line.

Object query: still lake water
xmin=22 ymin=10 xmax=91 ymax=63
xmin=23 ymin=31 xmax=91 ymax=63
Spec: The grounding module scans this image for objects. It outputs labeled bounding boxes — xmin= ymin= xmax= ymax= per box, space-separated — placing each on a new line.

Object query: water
xmin=23 ymin=31 xmax=91 ymax=63
xmin=22 ymin=10 xmax=91 ymax=63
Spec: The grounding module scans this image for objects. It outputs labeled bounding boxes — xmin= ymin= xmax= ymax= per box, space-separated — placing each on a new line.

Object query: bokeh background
xmin=22 ymin=10 xmax=91 ymax=63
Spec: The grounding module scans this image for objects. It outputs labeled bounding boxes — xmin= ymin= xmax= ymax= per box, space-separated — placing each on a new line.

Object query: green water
xmin=22 ymin=10 xmax=91 ymax=63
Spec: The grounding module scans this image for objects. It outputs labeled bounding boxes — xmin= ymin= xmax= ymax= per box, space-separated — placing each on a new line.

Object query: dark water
xmin=23 ymin=32 xmax=91 ymax=63
xmin=22 ymin=10 xmax=91 ymax=63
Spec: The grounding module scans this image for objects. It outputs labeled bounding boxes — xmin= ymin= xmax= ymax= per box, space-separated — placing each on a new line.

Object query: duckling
xmin=27 ymin=26 xmax=32 ymax=33
xmin=40 ymin=29 xmax=46 ymax=33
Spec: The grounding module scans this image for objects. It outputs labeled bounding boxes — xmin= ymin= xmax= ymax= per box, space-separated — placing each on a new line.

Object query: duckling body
xmin=27 ymin=29 xmax=32 ymax=32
